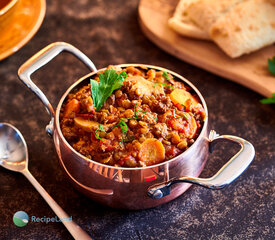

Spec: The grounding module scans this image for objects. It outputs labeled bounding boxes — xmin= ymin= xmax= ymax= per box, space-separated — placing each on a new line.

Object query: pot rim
xmin=55 ymin=64 xmax=209 ymax=170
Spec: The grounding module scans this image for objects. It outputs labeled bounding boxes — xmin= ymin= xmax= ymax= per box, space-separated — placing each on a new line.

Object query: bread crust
xmin=170 ymin=0 xmax=275 ymax=58
xmin=210 ymin=0 xmax=275 ymax=57
xmin=168 ymin=0 xmax=210 ymax=40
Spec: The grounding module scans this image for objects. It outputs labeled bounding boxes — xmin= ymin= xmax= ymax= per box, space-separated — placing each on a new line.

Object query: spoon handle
xmin=22 ymin=169 xmax=92 ymax=240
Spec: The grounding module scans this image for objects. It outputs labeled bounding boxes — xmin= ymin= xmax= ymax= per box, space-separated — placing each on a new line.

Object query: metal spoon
xmin=0 ymin=123 xmax=92 ymax=240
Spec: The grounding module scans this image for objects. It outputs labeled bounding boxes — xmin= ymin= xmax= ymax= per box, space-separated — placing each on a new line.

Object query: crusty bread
xmin=210 ymin=0 xmax=275 ymax=58
xmin=168 ymin=0 xmax=210 ymax=40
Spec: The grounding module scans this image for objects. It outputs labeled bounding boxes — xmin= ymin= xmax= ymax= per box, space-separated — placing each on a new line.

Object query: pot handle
xmin=18 ymin=42 xmax=97 ymax=136
xmin=147 ymin=130 xmax=255 ymax=200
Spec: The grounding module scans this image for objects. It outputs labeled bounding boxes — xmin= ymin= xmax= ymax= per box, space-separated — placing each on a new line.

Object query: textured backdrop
xmin=0 ymin=0 xmax=274 ymax=239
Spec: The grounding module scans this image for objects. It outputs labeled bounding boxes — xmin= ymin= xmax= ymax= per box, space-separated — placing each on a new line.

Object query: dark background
xmin=0 ymin=0 xmax=274 ymax=239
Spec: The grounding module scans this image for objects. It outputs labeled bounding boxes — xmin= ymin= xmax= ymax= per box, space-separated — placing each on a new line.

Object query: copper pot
xmin=18 ymin=42 xmax=255 ymax=210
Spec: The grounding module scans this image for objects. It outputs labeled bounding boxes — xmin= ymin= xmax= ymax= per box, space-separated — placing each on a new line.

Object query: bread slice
xmin=210 ymin=0 xmax=275 ymax=58
xmin=168 ymin=0 xmax=210 ymax=40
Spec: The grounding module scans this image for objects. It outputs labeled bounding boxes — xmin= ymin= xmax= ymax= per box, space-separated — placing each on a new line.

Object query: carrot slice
xmin=169 ymin=118 xmax=185 ymax=132
xmin=168 ymin=113 xmax=197 ymax=138
xmin=185 ymin=113 xmax=198 ymax=138
xmin=181 ymin=113 xmax=197 ymax=138
xmin=170 ymin=89 xmax=198 ymax=110
xmin=138 ymin=138 xmax=165 ymax=166
xmin=63 ymin=99 xmax=80 ymax=118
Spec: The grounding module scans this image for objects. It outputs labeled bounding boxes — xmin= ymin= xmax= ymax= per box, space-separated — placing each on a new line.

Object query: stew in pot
xmin=60 ymin=66 xmax=206 ymax=167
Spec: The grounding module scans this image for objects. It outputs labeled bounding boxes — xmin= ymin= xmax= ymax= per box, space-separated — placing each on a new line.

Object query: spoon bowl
xmin=0 ymin=123 xmax=27 ymax=172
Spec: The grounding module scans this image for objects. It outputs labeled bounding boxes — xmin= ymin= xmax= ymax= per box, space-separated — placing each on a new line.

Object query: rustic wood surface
xmin=139 ymin=0 xmax=275 ymax=97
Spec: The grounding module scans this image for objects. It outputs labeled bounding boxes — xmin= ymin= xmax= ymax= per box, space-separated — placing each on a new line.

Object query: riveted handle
xmin=18 ymin=42 xmax=97 ymax=136
xmin=147 ymin=130 xmax=255 ymax=199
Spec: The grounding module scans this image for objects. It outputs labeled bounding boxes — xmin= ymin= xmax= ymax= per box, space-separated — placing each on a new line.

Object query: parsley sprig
xmin=112 ymin=119 xmax=128 ymax=133
xmin=260 ymin=58 xmax=275 ymax=104
xmin=268 ymin=57 xmax=275 ymax=76
xmin=173 ymin=109 xmax=182 ymax=119
xmin=153 ymin=82 xmax=174 ymax=90
xmin=112 ymin=119 xmax=129 ymax=145
xmin=163 ymin=71 xmax=173 ymax=82
xmin=133 ymin=104 xmax=143 ymax=119
xmin=260 ymin=93 xmax=275 ymax=104
xmin=95 ymin=124 xmax=106 ymax=141
xmin=138 ymin=109 xmax=148 ymax=113
xmin=90 ymin=69 xmax=127 ymax=112
xmin=173 ymin=109 xmax=188 ymax=120
xmin=181 ymin=104 xmax=186 ymax=111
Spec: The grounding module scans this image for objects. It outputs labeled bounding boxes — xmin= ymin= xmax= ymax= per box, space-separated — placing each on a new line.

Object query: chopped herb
xmin=260 ymin=57 xmax=275 ymax=104
xmin=183 ymin=114 xmax=188 ymax=120
xmin=162 ymin=83 xmax=174 ymax=90
xmin=260 ymin=93 xmax=275 ymax=104
xmin=155 ymin=117 xmax=158 ymax=121
xmin=112 ymin=118 xmax=130 ymax=145
xmin=268 ymin=57 xmax=275 ymax=76
xmin=153 ymin=82 xmax=174 ymax=90
xmin=120 ymin=121 xmax=128 ymax=133
xmin=181 ymin=104 xmax=186 ymax=111
xmin=90 ymin=69 xmax=127 ymax=112
xmin=119 ymin=139 xmax=124 ymax=145
xmin=173 ymin=109 xmax=182 ymax=119
xmin=95 ymin=124 xmax=106 ymax=141
xmin=138 ymin=109 xmax=148 ymax=113
xmin=163 ymin=71 xmax=173 ymax=82
xmin=120 ymin=118 xmax=128 ymax=122
xmin=112 ymin=118 xmax=128 ymax=133
xmin=133 ymin=104 xmax=142 ymax=119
